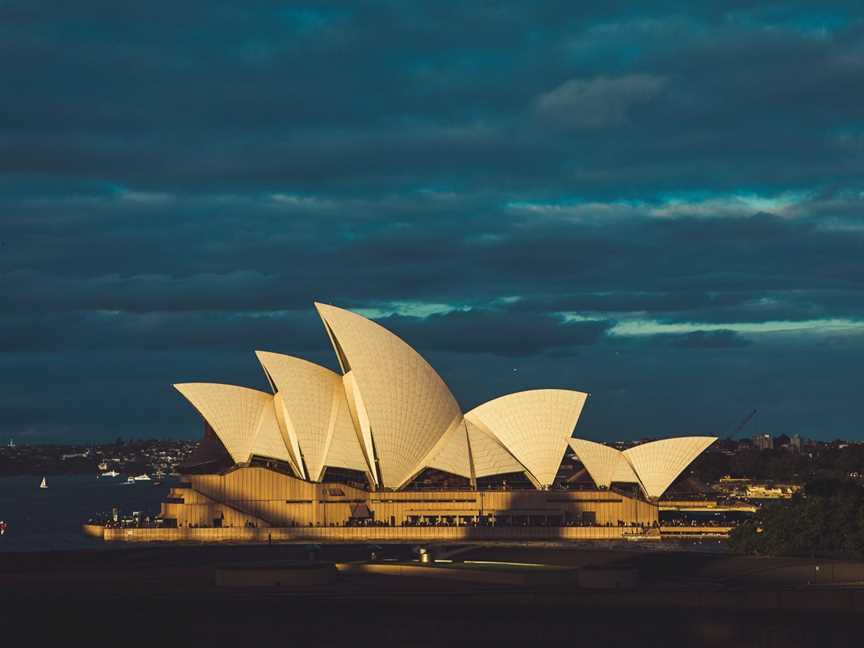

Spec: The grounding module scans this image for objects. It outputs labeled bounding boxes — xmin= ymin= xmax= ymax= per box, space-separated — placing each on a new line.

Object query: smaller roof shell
xmin=408 ymin=417 xmax=473 ymax=485
xmin=623 ymin=436 xmax=717 ymax=499
xmin=567 ymin=438 xmax=639 ymax=489
xmin=465 ymin=389 xmax=588 ymax=487
xmin=173 ymin=383 xmax=295 ymax=469
xmin=256 ymin=352 xmax=368 ymax=481
xmin=464 ymin=418 xmax=526 ymax=478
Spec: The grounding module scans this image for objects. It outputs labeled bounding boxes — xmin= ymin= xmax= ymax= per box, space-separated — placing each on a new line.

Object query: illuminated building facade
xmin=156 ymin=303 xmax=715 ymax=535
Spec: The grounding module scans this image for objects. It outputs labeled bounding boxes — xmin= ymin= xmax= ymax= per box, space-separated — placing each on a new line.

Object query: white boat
xmin=100 ymin=470 xmax=120 ymax=478
xmin=39 ymin=477 xmax=47 ymax=489
xmin=132 ymin=474 xmax=151 ymax=481
xmin=126 ymin=476 xmax=136 ymax=484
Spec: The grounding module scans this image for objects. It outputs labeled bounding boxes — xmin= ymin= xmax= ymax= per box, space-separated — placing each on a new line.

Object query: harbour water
xmin=0 ymin=475 xmax=170 ymax=552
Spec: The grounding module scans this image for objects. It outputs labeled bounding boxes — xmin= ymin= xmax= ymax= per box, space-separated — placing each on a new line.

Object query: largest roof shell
xmin=315 ymin=302 xmax=463 ymax=489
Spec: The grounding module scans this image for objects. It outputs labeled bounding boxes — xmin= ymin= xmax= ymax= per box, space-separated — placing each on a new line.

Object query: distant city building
xmin=790 ymin=434 xmax=802 ymax=451
xmin=745 ymin=483 xmax=800 ymax=499
xmin=735 ymin=438 xmax=754 ymax=453
xmin=715 ymin=477 xmax=800 ymax=500
xmin=752 ymin=434 xmax=774 ymax=450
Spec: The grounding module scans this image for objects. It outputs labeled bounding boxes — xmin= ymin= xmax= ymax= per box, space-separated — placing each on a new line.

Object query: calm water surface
xmin=0 ymin=474 xmax=170 ymax=552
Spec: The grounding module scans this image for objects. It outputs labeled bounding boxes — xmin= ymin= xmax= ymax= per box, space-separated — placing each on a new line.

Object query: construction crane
xmin=726 ymin=408 xmax=757 ymax=440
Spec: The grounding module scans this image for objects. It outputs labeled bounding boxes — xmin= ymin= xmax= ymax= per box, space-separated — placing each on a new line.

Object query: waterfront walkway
xmin=87 ymin=524 xmax=733 ymax=543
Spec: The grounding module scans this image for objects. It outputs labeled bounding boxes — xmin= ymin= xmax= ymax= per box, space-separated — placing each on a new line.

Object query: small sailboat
xmin=132 ymin=474 xmax=151 ymax=481
xmin=39 ymin=476 xmax=47 ymax=489
xmin=99 ymin=470 xmax=120 ymax=478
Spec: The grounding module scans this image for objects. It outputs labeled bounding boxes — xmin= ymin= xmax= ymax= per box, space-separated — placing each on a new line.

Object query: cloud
xmin=656 ymin=329 xmax=751 ymax=348
xmin=535 ymin=74 xmax=667 ymax=129
xmin=1 ymin=2 xmax=863 ymax=441
xmin=376 ymin=309 xmax=613 ymax=357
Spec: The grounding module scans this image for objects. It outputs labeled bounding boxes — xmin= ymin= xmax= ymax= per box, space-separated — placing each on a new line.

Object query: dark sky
xmin=2 ymin=2 xmax=863 ymax=443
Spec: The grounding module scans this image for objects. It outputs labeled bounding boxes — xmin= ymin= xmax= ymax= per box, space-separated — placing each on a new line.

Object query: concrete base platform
xmin=94 ymin=525 xmax=730 ymax=543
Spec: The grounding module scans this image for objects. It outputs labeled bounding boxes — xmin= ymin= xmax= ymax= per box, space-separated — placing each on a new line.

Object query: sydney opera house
xmin=148 ymin=303 xmax=716 ymax=541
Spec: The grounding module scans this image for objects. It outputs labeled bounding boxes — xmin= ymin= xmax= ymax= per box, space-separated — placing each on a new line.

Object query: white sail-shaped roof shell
xmin=173 ymin=304 xmax=717 ymax=496
xmin=567 ymin=438 xmax=639 ymax=488
xmin=315 ymin=302 xmax=463 ymax=489
xmin=255 ymin=352 xmax=369 ymax=482
xmin=465 ymin=418 xmax=525 ymax=478
xmin=322 ymin=390 xmax=372 ymax=478
xmin=254 ymin=402 xmax=295 ymax=467
xmin=623 ymin=436 xmax=717 ymax=499
xmin=342 ymin=371 xmax=378 ymax=486
xmin=414 ymin=418 xmax=473 ymax=482
xmin=465 ymin=389 xmax=588 ymax=487
xmin=173 ymin=383 xmax=295 ymax=469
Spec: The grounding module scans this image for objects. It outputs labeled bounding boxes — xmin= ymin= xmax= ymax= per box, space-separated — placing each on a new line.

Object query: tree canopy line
xmin=689 ymin=441 xmax=864 ymax=484
xmin=729 ymin=479 xmax=864 ymax=559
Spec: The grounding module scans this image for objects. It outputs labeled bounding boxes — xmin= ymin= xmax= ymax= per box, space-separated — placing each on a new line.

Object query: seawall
xmin=91 ymin=524 xmax=731 ymax=543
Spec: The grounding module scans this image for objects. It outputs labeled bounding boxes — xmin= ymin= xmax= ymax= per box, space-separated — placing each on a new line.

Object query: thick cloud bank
xmin=1 ymin=1 xmax=862 ymax=441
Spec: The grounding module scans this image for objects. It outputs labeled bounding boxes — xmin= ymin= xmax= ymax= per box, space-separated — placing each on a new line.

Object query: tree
xmin=729 ymin=480 xmax=864 ymax=559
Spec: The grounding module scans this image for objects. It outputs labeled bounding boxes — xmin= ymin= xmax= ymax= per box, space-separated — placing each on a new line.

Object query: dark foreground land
xmin=1 ymin=544 xmax=861 ymax=647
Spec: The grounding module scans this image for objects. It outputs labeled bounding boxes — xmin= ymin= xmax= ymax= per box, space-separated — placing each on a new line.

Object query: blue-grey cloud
xmin=1 ymin=1 xmax=863 ymax=442
xmin=378 ymin=310 xmax=614 ymax=357
xmin=657 ymin=329 xmax=751 ymax=348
